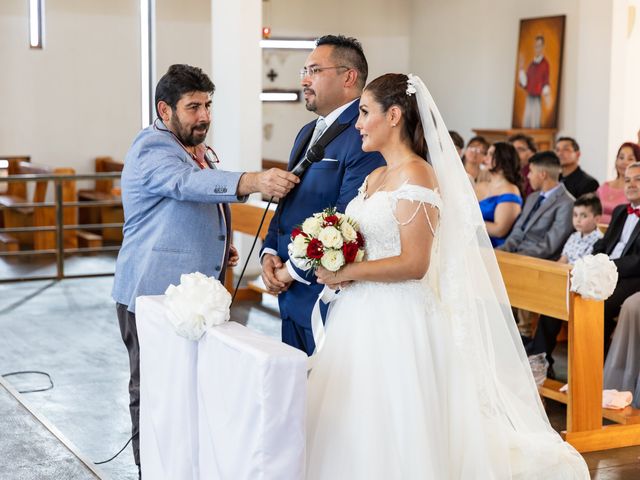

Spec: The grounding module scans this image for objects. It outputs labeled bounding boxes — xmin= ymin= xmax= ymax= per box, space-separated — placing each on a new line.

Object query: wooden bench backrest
xmin=495 ymin=250 xmax=571 ymax=320
xmin=95 ymin=156 xmax=124 ymax=193
xmin=8 ymin=160 xmax=53 ymax=202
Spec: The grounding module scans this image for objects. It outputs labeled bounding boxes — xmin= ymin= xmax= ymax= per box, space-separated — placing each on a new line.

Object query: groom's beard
xmin=303 ymin=88 xmax=318 ymax=112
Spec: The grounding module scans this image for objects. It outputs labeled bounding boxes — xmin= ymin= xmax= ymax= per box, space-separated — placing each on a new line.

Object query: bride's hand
xmin=316 ymin=266 xmax=350 ymax=290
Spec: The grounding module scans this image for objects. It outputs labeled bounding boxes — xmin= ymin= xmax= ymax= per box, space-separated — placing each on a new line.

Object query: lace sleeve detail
xmin=389 ymin=183 xmax=442 ymax=235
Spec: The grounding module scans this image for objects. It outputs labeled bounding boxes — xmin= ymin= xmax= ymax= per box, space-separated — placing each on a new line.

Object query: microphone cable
xmin=230 ymin=144 xmax=325 ymax=305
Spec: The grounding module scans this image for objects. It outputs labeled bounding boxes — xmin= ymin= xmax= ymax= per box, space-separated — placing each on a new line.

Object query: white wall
xmin=0 ymin=0 xmax=139 ymax=173
xmin=262 ymin=0 xmax=412 ymax=162
xmin=409 ymin=0 xmax=625 ymax=182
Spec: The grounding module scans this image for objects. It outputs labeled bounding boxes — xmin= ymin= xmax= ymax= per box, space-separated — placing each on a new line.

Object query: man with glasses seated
xmin=260 ymin=35 xmax=384 ymax=355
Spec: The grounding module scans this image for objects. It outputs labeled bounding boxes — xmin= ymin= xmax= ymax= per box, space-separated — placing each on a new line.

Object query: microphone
xmin=290 ymin=144 xmax=325 ymax=177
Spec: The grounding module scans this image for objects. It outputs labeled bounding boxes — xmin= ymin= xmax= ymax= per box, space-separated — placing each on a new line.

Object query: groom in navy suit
xmin=261 ymin=35 xmax=384 ymax=355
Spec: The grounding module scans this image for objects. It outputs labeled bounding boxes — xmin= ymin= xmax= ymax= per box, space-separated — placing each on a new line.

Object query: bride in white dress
xmin=305 ymin=74 xmax=589 ymax=479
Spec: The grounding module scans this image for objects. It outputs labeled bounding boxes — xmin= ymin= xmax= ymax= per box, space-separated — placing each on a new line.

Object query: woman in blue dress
xmin=476 ymin=142 xmax=523 ymax=247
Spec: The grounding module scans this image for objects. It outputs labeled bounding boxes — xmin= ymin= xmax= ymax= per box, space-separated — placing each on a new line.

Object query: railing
xmin=0 ymin=172 xmax=122 ymax=282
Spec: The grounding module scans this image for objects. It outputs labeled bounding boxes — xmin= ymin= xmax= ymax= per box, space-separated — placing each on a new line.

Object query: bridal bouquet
xmin=288 ymin=207 xmax=365 ymax=272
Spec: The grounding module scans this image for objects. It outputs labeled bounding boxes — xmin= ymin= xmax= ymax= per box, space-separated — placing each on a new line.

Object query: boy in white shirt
xmin=558 ymin=193 xmax=603 ymax=264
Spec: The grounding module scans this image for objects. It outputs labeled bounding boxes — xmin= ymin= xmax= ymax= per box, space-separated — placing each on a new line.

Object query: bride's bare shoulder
xmin=401 ymin=157 xmax=439 ymax=191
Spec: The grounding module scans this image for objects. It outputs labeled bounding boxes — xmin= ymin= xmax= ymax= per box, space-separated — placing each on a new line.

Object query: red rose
xmin=342 ymin=241 xmax=359 ymax=263
xmin=323 ymin=214 xmax=339 ymax=226
xmin=291 ymin=227 xmax=304 ymax=239
xmin=306 ymin=238 xmax=324 ymax=259
xmin=356 ymin=231 xmax=365 ymax=248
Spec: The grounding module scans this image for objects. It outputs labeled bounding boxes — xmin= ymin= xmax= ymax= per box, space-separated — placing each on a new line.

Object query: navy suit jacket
xmin=261 ymin=100 xmax=385 ymax=328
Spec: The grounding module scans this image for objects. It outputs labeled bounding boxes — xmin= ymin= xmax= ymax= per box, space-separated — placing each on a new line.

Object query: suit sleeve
xmin=136 ymin=136 xmax=245 ymax=204
xmin=497 ymin=200 xmax=528 ymax=252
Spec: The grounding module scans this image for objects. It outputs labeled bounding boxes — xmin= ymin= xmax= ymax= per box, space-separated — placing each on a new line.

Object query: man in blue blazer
xmin=112 ymin=64 xmax=298 ymax=473
xmin=261 ymin=36 xmax=385 ymax=355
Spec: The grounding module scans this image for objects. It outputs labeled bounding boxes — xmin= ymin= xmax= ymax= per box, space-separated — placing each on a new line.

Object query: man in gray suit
xmin=112 ymin=64 xmax=298 ymax=474
xmin=499 ymin=151 xmax=574 ymax=260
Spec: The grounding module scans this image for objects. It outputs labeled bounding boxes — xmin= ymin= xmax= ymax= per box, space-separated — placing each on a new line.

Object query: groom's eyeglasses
xmin=299 ymin=65 xmax=350 ymax=79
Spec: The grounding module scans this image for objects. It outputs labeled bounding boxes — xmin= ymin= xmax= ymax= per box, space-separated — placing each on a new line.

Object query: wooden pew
xmin=0 ymin=160 xmax=78 ymax=250
xmin=227 ymin=201 xmax=276 ymax=300
xmin=78 ymin=157 xmax=124 ymax=242
xmin=496 ymin=250 xmax=640 ymax=452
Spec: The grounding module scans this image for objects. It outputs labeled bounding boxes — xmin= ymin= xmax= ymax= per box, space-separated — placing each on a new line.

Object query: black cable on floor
xmin=94 ymin=433 xmax=137 ymax=465
xmin=2 ymin=370 xmax=54 ymax=393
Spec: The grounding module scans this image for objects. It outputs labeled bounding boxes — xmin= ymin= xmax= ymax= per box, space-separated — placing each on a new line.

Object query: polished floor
xmin=0 ymin=268 xmax=639 ymax=478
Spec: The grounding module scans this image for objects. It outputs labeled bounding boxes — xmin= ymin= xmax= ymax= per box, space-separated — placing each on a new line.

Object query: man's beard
xmin=170 ymin=115 xmax=209 ymax=146
xmin=304 ymin=88 xmax=317 ymax=112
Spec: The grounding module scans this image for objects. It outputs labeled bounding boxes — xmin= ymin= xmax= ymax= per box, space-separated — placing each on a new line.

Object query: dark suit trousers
xmin=282 ymin=318 xmax=315 ymax=356
xmin=530 ymin=277 xmax=640 ymax=364
xmin=116 ymin=303 xmax=140 ymax=468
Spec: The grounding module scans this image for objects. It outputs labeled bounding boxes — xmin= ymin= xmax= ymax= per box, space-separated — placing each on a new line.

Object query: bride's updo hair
xmin=363 ymin=73 xmax=428 ymax=160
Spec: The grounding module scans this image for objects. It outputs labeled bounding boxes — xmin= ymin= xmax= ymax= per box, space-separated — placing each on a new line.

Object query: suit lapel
xmin=288 ymin=124 xmax=315 ymax=169
xmin=524 ymin=188 xmax=559 ymax=232
xmin=622 ymin=217 xmax=640 ymax=256
xmin=605 ymin=208 xmax=628 ymax=255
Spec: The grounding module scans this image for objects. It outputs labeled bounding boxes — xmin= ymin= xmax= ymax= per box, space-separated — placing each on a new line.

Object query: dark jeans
xmin=116 ymin=303 xmax=140 ymax=470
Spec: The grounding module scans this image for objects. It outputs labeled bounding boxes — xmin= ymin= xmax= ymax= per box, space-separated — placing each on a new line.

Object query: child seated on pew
xmin=557 ymin=193 xmax=603 ymax=264
xmin=525 ymin=193 xmax=603 ymax=378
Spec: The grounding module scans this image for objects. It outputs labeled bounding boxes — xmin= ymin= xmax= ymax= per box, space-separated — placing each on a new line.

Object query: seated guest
xmin=462 ymin=136 xmax=489 ymax=182
xmin=476 ymin=142 xmax=523 ymax=247
xmin=555 ymin=136 xmax=599 ymax=198
xmin=508 ymin=133 xmax=537 ymax=198
xmin=498 ymin=151 xmax=574 ymax=259
xmin=603 ymin=291 xmax=640 ymax=408
xmin=449 ymin=130 xmax=465 ymax=159
xmin=525 ymin=194 xmax=603 ymax=374
xmin=557 ymin=193 xmax=604 ymax=263
xmin=592 ymin=162 xmax=640 ymax=350
xmin=597 ymin=142 xmax=640 ymax=224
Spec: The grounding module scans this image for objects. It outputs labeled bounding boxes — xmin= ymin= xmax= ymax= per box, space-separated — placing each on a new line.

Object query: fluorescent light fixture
xmin=260 ymin=39 xmax=315 ymax=50
xmin=0 ymin=160 xmax=8 ymax=169
xmin=260 ymin=91 xmax=300 ymax=102
xmin=140 ymin=0 xmax=156 ymax=128
xmin=29 ymin=0 xmax=44 ymax=49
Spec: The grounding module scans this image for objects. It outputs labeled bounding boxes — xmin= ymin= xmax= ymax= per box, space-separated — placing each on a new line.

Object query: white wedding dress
xmin=305 ymin=179 xmax=590 ymax=479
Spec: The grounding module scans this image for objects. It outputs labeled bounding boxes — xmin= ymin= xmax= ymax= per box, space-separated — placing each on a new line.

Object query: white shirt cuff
xmin=260 ymin=247 xmax=278 ymax=264
xmin=286 ymin=260 xmax=311 ymax=285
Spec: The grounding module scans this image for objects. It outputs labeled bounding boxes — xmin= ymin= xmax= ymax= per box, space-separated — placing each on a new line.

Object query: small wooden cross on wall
xmin=266 ymin=69 xmax=278 ymax=82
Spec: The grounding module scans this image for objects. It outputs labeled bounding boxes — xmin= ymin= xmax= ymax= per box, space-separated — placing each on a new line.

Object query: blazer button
xmin=215 ymin=265 xmax=221 ymax=271
xmin=221 ymin=188 xmax=227 ymax=193
xmin=218 ymin=235 xmax=225 ymax=241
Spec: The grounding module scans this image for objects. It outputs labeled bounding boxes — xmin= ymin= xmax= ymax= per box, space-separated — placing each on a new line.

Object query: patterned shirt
xmin=561 ymin=229 xmax=604 ymax=264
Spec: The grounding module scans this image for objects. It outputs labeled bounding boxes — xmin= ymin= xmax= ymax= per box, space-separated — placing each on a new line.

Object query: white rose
xmin=302 ymin=217 xmax=322 ymax=237
xmin=318 ymin=226 xmax=343 ymax=249
xmin=164 ymin=272 xmax=231 ymax=340
xmin=291 ymin=234 xmax=308 ymax=258
xmin=320 ymin=249 xmax=345 ymax=271
xmin=355 ymin=248 xmax=365 ymax=262
xmin=340 ymin=221 xmax=357 ymax=243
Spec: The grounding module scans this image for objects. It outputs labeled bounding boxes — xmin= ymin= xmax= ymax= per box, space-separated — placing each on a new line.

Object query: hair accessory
xmin=406 ymin=74 xmax=417 ymax=96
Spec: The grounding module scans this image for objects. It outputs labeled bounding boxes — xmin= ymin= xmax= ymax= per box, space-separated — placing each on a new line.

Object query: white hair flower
xmin=406 ymin=74 xmax=418 ymax=96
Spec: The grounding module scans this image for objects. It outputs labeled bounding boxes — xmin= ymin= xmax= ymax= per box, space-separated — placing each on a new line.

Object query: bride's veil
xmin=410 ymin=74 xmax=588 ymax=478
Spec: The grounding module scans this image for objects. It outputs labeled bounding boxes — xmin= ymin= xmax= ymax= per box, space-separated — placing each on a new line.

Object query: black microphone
xmin=290 ymin=144 xmax=325 ymax=177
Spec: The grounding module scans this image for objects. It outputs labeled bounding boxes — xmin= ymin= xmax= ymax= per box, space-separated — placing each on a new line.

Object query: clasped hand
xmin=316 ymin=266 xmax=351 ymax=291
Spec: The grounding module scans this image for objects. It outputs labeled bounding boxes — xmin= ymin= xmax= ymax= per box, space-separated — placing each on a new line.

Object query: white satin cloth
xmin=137 ymin=295 xmax=308 ymax=480
xmin=306 ymin=183 xmax=589 ymax=479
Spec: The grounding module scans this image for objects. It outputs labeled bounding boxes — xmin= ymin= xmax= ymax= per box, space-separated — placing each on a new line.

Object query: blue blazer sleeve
xmin=135 ymin=134 xmax=246 ymax=204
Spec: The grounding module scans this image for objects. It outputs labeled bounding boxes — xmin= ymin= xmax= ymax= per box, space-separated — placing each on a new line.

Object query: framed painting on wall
xmin=512 ymin=15 xmax=565 ymax=129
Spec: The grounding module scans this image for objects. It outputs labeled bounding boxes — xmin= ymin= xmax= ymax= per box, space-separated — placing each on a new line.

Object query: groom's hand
xmin=262 ymin=254 xmax=289 ymax=293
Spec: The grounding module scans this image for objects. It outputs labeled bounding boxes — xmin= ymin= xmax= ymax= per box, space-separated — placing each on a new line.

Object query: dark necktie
xmin=521 ymin=194 xmax=545 ymax=230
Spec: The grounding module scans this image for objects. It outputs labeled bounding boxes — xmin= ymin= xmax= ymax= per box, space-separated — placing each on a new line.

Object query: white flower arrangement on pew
xmin=570 ymin=253 xmax=618 ymax=301
xmin=163 ymin=272 xmax=231 ymax=340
